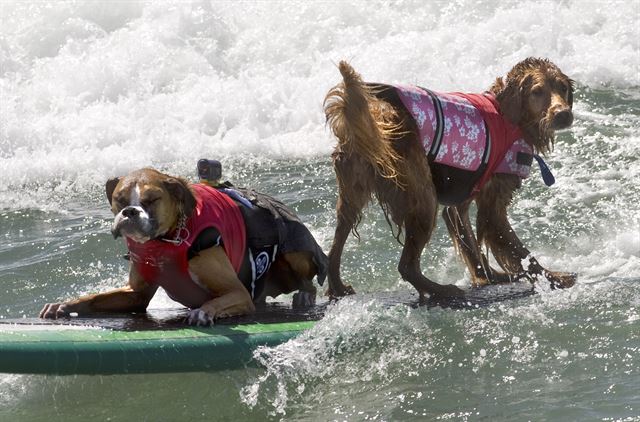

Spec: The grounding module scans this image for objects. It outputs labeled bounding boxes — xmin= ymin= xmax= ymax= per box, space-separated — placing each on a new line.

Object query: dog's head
xmin=491 ymin=57 xmax=574 ymax=154
xmin=105 ymin=168 xmax=196 ymax=243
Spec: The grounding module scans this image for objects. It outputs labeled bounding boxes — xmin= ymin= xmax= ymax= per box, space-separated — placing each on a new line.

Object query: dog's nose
xmin=552 ymin=109 xmax=573 ymax=129
xmin=122 ymin=206 xmax=140 ymax=218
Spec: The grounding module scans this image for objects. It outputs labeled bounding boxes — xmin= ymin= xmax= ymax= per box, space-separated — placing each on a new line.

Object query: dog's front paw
xmin=39 ymin=302 xmax=74 ymax=319
xmin=545 ymin=271 xmax=577 ymax=289
xmin=186 ymin=308 xmax=215 ymax=326
xmin=292 ymin=291 xmax=316 ymax=309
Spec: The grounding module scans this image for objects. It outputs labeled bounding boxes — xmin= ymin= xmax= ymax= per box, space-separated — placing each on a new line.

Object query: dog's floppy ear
xmin=497 ymin=76 xmax=523 ymax=125
xmin=567 ymin=78 xmax=575 ymax=108
xmin=163 ymin=177 xmax=197 ymax=217
xmin=105 ymin=177 xmax=121 ymax=206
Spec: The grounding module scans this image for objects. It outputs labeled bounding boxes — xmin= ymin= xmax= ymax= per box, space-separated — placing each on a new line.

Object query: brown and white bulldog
xmin=40 ymin=168 xmax=327 ymax=325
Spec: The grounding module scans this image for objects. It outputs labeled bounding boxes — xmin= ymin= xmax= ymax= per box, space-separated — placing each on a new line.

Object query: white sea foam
xmin=1 ymin=3 xmax=639 ymax=419
xmin=1 ymin=1 xmax=638 ymax=200
xmin=0 ymin=1 xmax=638 ymax=285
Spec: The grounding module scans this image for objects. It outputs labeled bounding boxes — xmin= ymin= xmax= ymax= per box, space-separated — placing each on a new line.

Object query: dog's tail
xmin=324 ymin=61 xmax=402 ymax=182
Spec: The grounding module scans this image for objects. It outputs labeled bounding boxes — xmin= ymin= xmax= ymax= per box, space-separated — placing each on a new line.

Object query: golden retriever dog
xmin=324 ymin=57 xmax=576 ymax=299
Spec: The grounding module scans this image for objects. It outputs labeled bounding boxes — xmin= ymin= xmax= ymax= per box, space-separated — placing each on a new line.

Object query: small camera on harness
xmin=197 ymin=158 xmax=254 ymax=208
xmin=197 ymin=159 xmax=222 ymax=186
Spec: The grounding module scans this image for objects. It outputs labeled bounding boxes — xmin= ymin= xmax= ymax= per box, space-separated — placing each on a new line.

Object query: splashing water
xmin=1 ymin=0 xmax=639 ymax=420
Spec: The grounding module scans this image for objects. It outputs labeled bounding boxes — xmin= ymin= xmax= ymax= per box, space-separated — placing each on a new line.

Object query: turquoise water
xmin=1 ymin=1 xmax=639 ymax=420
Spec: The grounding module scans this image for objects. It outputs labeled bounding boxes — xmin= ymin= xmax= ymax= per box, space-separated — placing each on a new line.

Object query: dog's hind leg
xmin=291 ymin=279 xmax=317 ymax=309
xmin=258 ymin=252 xmax=319 ymax=308
xmin=327 ymin=154 xmax=373 ymax=298
xmin=327 ymin=215 xmax=358 ymax=298
xmin=399 ymin=210 xmax=465 ymax=299
xmin=443 ymin=203 xmax=514 ymax=286
xmin=284 ymin=251 xmax=319 ymax=308
xmin=382 ymin=173 xmax=464 ymax=299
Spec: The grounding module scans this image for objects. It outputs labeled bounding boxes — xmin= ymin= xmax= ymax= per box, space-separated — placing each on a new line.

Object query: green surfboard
xmin=0 ymin=284 xmax=535 ymax=375
xmin=0 ymin=302 xmax=324 ymax=375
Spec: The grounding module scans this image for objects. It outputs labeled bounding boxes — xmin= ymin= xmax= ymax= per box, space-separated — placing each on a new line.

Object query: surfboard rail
xmin=0 ymin=320 xmax=315 ymax=375
xmin=0 ymin=284 xmax=536 ymax=375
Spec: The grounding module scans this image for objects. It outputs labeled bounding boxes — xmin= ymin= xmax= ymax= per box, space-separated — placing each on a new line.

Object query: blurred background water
xmin=1 ymin=1 xmax=639 ymax=420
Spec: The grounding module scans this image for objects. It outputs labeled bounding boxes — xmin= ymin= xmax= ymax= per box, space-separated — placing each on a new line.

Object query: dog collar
xmin=160 ymin=215 xmax=190 ymax=246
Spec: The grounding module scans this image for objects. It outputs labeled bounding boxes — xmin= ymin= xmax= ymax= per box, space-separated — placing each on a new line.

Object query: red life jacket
xmin=394 ymin=85 xmax=532 ymax=201
xmin=453 ymin=92 xmax=527 ymax=194
xmin=126 ymin=184 xmax=246 ymax=308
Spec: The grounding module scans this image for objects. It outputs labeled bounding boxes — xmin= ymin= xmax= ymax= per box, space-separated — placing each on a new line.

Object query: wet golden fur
xmin=324 ymin=58 xmax=576 ymax=299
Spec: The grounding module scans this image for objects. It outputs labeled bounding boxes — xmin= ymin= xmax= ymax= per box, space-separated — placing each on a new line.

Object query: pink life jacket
xmin=126 ymin=184 xmax=246 ymax=308
xmin=394 ymin=84 xmax=533 ymax=198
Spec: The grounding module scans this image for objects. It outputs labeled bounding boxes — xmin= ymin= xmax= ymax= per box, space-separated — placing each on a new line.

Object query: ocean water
xmin=1 ymin=0 xmax=639 ymax=420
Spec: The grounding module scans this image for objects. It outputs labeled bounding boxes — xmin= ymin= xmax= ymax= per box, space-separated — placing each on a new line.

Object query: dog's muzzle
xmin=551 ymin=108 xmax=573 ymax=130
xmin=111 ymin=206 xmax=157 ymax=243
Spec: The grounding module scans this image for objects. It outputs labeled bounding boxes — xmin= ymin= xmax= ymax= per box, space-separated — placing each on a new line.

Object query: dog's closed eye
xmin=112 ymin=196 xmax=127 ymax=210
xmin=530 ymin=86 xmax=544 ymax=97
xmin=141 ymin=197 xmax=160 ymax=208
